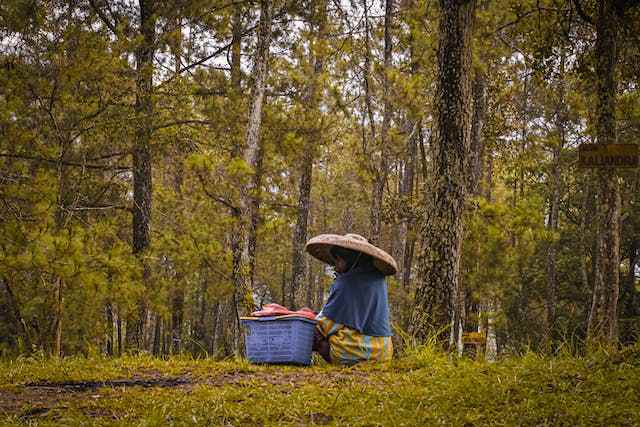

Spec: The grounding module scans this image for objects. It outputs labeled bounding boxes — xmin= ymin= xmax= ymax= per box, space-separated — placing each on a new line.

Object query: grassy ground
xmin=1 ymin=345 xmax=639 ymax=426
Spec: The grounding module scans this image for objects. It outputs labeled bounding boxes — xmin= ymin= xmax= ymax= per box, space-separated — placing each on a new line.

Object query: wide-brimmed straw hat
xmin=305 ymin=233 xmax=398 ymax=276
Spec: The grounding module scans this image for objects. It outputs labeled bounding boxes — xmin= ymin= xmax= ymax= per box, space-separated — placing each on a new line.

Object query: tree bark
xmin=587 ymin=0 xmax=621 ymax=345
xmin=238 ymin=0 xmax=272 ymax=317
xmin=52 ymin=122 xmax=71 ymax=358
xmin=451 ymin=69 xmax=487 ymax=352
xmin=543 ymin=52 xmax=566 ymax=351
xmin=54 ymin=277 xmax=63 ymax=358
xmin=369 ymin=0 xmax=394 ymax=244
xmin=224 ymin=1 xmax=244 ymax=356
xmin=290 ymin=0 xmax=327 ymax=310
xmin=400 ymin=122 xmax=419 ymax=292
xmin=129 ymin=0 xmax=156 ymax=350
xmin=485 ymin=299 xmax=498 ymax=362
xmin=410 ymin=0 xmax=475 ymax=341
xmin=468 ymin=70 xmax=487 ymax=196
xmin=171 ymin=289 xmax=184 ymax=353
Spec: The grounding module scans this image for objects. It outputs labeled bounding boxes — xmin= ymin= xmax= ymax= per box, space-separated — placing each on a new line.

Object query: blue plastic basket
xmin=241 ymin=316 xmax=316 ymax=365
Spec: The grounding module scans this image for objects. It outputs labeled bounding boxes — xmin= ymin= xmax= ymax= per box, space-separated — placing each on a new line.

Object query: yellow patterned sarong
xmin=315 ymin=314 xmax=393 ymax=365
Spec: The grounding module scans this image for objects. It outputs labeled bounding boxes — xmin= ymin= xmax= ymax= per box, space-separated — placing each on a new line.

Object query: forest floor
xmin=1 ymin=345 xmax=639 ymax=426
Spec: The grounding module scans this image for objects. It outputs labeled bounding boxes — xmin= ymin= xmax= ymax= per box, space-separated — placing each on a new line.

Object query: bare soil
xmin=0 ymin=369 xmax=371 ymax=419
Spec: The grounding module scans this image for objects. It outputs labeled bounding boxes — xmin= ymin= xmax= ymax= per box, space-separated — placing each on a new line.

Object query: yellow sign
xmin=462 ymin=332 xmax=486 ymax=345
xmin=578 ymin=144 xmax=639 ymax=168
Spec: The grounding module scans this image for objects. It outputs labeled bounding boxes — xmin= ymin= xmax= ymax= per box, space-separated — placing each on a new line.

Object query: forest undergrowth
xmin=1 ymin=343 xmax=639 ymax=426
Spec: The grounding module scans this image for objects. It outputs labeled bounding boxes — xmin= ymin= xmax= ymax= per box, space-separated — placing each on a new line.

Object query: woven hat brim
xmin=305 ymin=234 xmax=398 ymax=276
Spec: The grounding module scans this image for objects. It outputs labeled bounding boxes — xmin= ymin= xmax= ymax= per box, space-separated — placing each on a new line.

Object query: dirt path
xmin=0 ymin=369 xmax=373 ymax=420
xmin=0 ymin=376 xmax=190 ymax=420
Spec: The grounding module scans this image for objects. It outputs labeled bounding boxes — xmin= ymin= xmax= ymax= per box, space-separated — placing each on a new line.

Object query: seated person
xmin=305 ymin=233 xmax=397 ymax=365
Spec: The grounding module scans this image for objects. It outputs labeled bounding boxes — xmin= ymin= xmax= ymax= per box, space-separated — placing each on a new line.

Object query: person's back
xmin=305 ymin=234 xmax=396 ymax=365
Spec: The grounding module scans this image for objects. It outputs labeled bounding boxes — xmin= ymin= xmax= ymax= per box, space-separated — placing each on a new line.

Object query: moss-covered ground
xmin=1 ymin=346 xmax=639 ymax=426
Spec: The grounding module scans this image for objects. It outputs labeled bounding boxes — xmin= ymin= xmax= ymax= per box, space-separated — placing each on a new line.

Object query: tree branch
xmin=152 ymin=120 xmax=213 ymax=132
xmin=156 ymin=42 xmax=235 ymax=88
xmin=572 ymin=0 xmax=594 ymax=25
xmin=0 ymin=153 xmax=130 ymax=171
xmin=88 ymin=0 xmax=118 ymax=34
xmin=85 ymin=152 xmax=130 ymax=161
xmin=66 ymin=205 xmax=131 ymax=212
xmin=197 ymin=174 xmax=239 ymax=214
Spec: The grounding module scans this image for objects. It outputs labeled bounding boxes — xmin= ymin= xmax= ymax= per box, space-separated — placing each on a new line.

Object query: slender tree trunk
xmin=54 ymin=277 xmax=63 ymax=358
xmin=587 ymin=0 xmax=621 ymax=345
xmin=400 ymin=121 xmax=418 ymax=292
xmin=224 ymin=2 xmax=244 ymax=356
xmin=130 ymin=0 xmax=156 ymax=350
xmin=361 ymin=0 xmax=377 ymax=240
xmin=116 ymin=312 xmax=123 ymax=356
xmin=247 ymin=148 xmax=264 ymax=291
xmin=411 ymin=0 xmax=475 ymax=341
xmin=587 ymin=198 xmax=603 ymax=336
xmin=543 ymin=150 xmax=562 ymax=346
xmin=399 ymin=33 xmax=421 ymax=294
xmin=306 ymin=257 xmax=316 ymax=308
xmin=290 ymin=0 xmax=327 ymax=309
xmin=171 ymin=290 xmax=184 ymax=353
xmin=579 ymin=185 xmax=592 ymax=307
xmin=195 ymin=272 xmax=208 ymax=352
xmin=52 ymin=133 xmax=70 ymax=358
xmin=485 ymin=299 xmax=498 ymax=362
xmin=152 ymin=315 xmax=161 ymax=356
xmin=237 ymin=0 xmax=272 ymax=318
xmin=468 ymin=71 xmax=487 ymax=196
xmin=369 ymin=0 xmax=394 ymax=244
xmin=543 ymin=52 xmax=566 ymax=351
xmin=452 ymin=69 xmax=486 ymax=351
xmin=210 ymin=302 xmax=220 ymax=355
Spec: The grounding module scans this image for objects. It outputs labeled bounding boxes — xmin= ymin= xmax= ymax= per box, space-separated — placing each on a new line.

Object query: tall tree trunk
xmin=237 ymin=0 xmax=272 ymax=318
xmin=224 ymin=2 xmax=245 ymax=356
xmin=369 ymin=0 xmax=394 ymax=244
xmin=410 ymin=0 xmax=475 ymax=341
xmin=400 ymin=122 xmax=418 ymax=292
xmin=485 ymin=299 xmax=498 ymax=362
xmin=361 ymin=0 xmax=376 ymax=237
xmin=116 ymin=311 xmax=123 ymax=356
xmin=152 ymin=315 xmax=162 ymax=356
xmin=130 ymin=0 xmax=156 ymax=350
xmin=579 ymin=184 xmax=593 ymax=308
xmin=543 ymin=52 xmax=566 ymax=351
xmin=399 ymin=32 xmax=421 ymax=296
xmin=54 ymin=277 xmax=63 ymax=358
xmin=587 ymin=0 xmax=621 ymax=345
xmin=53 ymin=132 xmax=70 ymax=358
xmin=468 ymin=71 xmax=487 ymax=196
xmin=290 ymin=0 xmax=327 ymax=310
xmin=171 ymin=289 xmax=184 ymax=353
xmin=452 ymin=69 xmax=486 ymax=353
xmin=194 ymin=269 xmax=208 ymax=353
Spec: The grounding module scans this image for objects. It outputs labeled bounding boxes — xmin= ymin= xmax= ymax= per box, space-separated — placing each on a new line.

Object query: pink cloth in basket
xmin=251 ymin=303 xmax=317 ymax=321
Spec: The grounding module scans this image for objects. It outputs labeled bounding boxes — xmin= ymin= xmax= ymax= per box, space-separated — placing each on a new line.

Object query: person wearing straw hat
xmin=305 ymin=233 xmax=397 ymax=365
